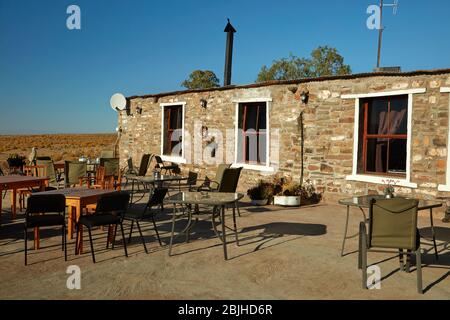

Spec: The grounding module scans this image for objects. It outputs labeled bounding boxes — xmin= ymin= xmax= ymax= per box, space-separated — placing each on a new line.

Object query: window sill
xmin=232 ymin=163 xmax=274 ymax=172
xmin=160 ymin=155 xmax=187 ymax=164
xmin=346 ymin=174 xmax=417 ymax=189
xmin=438 ymin=184 xmax=450 ymax=192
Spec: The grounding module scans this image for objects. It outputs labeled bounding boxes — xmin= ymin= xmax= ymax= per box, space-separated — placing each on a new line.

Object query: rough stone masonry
xmin=118 ymin=69 xmax=450 ymax=208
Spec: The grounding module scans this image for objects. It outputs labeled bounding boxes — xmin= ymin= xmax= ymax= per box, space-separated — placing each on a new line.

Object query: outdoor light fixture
xmin=200 ymin=99 xmax=207 ymax=109
xmin=300 ymin=90 xmax=309 ymax=104
xmin=288 ymin=86 xmax=298 ymax=94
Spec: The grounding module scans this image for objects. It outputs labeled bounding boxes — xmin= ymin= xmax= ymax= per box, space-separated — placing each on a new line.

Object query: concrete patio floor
xmin=0 ymin=190 xmax=449 ymax=300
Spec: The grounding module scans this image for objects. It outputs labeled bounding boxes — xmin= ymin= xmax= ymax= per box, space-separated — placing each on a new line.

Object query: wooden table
xmin=338 ymin=195 xmax=443 ymax=259
xmin=36 ymin=188 xmax=117 ymax=253
xmin=0 ymin=175 xmax=48 ymax=219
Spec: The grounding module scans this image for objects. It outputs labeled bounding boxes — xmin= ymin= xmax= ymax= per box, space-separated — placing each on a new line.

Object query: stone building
xmin=118 ymin=68 xmax=450 ymax=203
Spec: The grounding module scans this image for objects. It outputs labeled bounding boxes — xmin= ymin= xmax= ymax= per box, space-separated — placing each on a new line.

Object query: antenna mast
xmin=376 ymin=0 xmax=398 ymax=69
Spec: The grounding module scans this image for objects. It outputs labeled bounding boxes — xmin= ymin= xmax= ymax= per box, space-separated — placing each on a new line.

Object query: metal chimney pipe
xmin=223 ymin=19 xmax=236 ymax=86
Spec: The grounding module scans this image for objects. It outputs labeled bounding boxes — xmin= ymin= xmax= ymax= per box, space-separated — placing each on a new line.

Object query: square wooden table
xmin=36 ymin=187 xmax=117 ymax=253
xmin=0 ymin=175 xmax=49 ymax=219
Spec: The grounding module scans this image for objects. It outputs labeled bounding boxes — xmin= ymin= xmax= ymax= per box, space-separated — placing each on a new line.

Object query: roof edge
xmin=127 ymin=68 xmax=450 ymax=100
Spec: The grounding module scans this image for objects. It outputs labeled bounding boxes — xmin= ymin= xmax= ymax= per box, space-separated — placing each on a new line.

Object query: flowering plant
xmin=382 ymin=179 xmax=399 ymax=196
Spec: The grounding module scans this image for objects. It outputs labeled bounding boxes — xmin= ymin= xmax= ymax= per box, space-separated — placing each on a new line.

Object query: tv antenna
xmin=376 ymin=0 xmax=399 ymax=69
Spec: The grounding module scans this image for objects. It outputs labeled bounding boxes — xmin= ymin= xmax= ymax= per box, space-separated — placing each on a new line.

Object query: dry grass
xmin=0 ymin=134 xmax=116 ymax=172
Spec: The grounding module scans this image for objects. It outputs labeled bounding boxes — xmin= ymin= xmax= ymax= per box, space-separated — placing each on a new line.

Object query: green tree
xmin=256 ymin=46 xmax=351 ymax=82
xmin=181 ymin=70 xmax=220 ymax=89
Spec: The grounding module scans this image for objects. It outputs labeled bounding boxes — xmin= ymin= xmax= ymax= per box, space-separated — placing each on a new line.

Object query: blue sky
xmin=1 ymin=0 xmax=450 ymax=134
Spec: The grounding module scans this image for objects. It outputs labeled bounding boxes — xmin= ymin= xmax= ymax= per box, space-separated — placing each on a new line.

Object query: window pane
xmin=388 ymin=139 xmax=407 ymax=173
xmin=258 ymin=105 xmax=267 ymax=130
xmin=245 ymin=106 xmax=258 ymax=130
xmin=237 ymin=130 xmax=244 ymax=162
xmin=389 ymin=95 xmax=408 ymax=135
xmin=238 ymin=105 xmax=244 ymax=129
xmin=258 ymin=132 xmax=267 ymax=164
xmin=245 ymin=133 xmax=259 ymax=163
xmin=366 ymin=138 xmax=388 ymax=173
xmin=357 ymin=103 xmax=366 ymax=174
xmin=367 ymin=98 xmax=388 ymax=135
xmin=163 ymin=106 xmax=183 ymax=155
xmin=169 ymin=106 xmax=182 ymax=129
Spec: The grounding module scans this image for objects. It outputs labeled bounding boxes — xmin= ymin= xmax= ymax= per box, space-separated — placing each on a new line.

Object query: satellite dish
xmin=110 ymin=93 xmax=127 ymax=111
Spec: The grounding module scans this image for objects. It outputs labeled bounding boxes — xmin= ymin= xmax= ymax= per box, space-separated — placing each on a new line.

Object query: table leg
xmin=221 ymin=205 xmax=228 ymax=260
xmin=0 ymin=186 xmax=3 ymax=221
xmin=429 ymin=208 xmax=439 ymax=260
xmin=11 ymin=188 xmax=17 ymax=219
xmin=341 ymin=205 xmax=350 ymax=257
xmin=75 ymin=203 xmax=83 ymax=254
xmin=168 ymin=204 xmax=177 ymax=256
xmin=67 ymin=206 xmax=75 ymax=239
xmin=33 ymin=181 xmax=46 ymax=249
xmin=34 ymin=227 xmax=40 ymax=250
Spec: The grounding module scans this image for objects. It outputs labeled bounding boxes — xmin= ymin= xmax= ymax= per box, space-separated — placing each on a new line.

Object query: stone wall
xmin=119 ymin=72 xmax=450 ymax=206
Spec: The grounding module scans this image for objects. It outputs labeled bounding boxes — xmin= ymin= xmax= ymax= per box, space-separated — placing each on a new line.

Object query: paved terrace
xmin=0 ymin=190 xmax=449 ymax=299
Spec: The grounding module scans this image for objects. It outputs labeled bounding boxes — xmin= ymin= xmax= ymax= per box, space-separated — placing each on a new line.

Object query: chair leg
xmin=75 ymin=224 xmax=79 ymax=255
xmin=237 ymin=204 xmax=241 ymax=217
xmin=106 ymin=226 xmax=111 ymax=249
xmin=128 ymin=220 xmax=134 ymax=244
xmin=361 ymin=232 xmax=367 ymax=289
xmin=136 ymin=221 xmax=148 ymax=254
xmin=24 ymin=228 xmax=28 ymax=266
xmin=119 ymin=223 xmax=128 ymax=258
xmin=87 ymin=228 xmax=96 ymax=263
xmin=112 ymin=224 xmax=118 ymax=249
xmin=405 ymin=250 xmax=411 ymax=273
xmin=416 ymin=247 xmax=423 ymax=294
xmin=398 ymin=249 xmax=404 ymax=271
xmin=63 ymin=224 xmax=67 ymax=261
xmin=151 ymin=214 xmax=162 ymax=246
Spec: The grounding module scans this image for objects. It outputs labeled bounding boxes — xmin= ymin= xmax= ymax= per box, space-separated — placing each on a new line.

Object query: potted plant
xmin=247 ymin=180 xmax=274 ymax=206
xmin=382 ymin=179 xmax=398 ymax=198
xmin=274 ymin=181 xmax=302 ymax=207
xmin=7 ymin=154 xmax=26 ymax=173
xmin=300 ymin=179 xmax=323 ymax=205
xmin=273 ymin=178 xmax=323 ymax=207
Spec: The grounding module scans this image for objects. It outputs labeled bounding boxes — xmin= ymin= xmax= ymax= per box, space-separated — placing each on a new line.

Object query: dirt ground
xmin=0 ymin=188 xmax=449 ymax=300
xmin=0 ymin=134 xmax=116 ymax=172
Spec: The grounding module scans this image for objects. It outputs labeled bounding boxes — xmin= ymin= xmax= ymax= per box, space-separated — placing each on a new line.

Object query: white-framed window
xmin=233 ymin=98 xmax=273 ymax=172
xmin=160 ymin=102 xmax=186 ymax=164
xmin=438 ymin=87 xmax=450 ymax=191
xmin=342 ymin=89 xmax=426 ymax=188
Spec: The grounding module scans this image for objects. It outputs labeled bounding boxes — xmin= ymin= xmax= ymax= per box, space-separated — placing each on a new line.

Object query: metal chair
xmin=75 ymin=191 xmax=130 ymax=263
xmin=36 ymin=159 xmax=63 ymax=189
xmin=100 ymin=150 xmax=115 ymax=158
xmin=359 ymin=198 xmax=423 ymax=293
xmin=197 ymin=164 xmax=231 ymax=192
xmin=177 ymin=171 xmax=199 ymax=191
xmin=24 ymin=194 xmax=67 ymax=265
xmin=64 ymin=161 xmax=88 ymax=188
xmin=100 ymin=158 xmax=122 ymax=190
xmin=124 ymin=153 xmax=152 ymax=189
xmin=154 ymin=155 xmax=179 ymax=175
xmin=124 ymin=187 xmax=168 ymax=253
